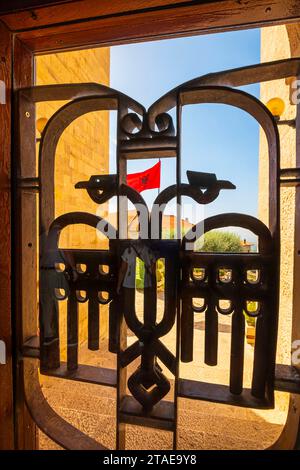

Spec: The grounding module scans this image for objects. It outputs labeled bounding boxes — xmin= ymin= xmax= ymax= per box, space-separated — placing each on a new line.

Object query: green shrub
xmin=243 ymin=301 xmax=257 ymax=327
xmin=135 ymin=257 xmax=165 ymax=291
xmin=196 ymin=230 xmax=242 ymax=253
xmin=135 ymin=258 xmax=145 ymax=290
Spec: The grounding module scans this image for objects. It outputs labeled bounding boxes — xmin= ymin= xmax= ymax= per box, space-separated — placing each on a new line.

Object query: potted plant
xmin=244 ymin=304 xmax=256 ymax=347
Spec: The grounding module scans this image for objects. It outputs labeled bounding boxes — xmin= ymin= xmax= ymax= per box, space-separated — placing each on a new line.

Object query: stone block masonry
xmin=36 ymin=48 xmax=110 ymax=357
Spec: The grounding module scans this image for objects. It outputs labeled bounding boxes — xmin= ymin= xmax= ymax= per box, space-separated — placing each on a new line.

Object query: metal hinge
xmin=17 ymin=177 xmax=40 ymax=192
xmin=280 ymin=168 xmax=300 ymax=187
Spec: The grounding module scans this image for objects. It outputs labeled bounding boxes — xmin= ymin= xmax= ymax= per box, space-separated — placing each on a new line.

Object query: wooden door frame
xmin=1 ymin=0 xmax=300 ymax=450
xmin=0 ymin=21 xmax=14 ymax=451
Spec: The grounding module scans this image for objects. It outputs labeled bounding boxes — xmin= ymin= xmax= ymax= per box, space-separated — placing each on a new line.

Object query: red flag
xmin=127 ymin=161 xmax=161 ymax=193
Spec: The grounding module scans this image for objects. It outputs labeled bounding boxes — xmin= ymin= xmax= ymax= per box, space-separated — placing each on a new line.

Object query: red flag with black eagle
xmin=127 ymin=161 xmax=161 ymax=193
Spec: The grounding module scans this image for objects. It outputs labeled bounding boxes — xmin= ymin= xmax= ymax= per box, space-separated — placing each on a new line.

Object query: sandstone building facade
xmin=36 ymin=48 xmax=110 ymax=353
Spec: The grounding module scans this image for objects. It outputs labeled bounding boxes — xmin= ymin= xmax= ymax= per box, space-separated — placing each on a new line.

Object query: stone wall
xmin=259 ymin=27 xmax=300 ymax=440
xmin=36 ymin=48 xmax=110 ymax=355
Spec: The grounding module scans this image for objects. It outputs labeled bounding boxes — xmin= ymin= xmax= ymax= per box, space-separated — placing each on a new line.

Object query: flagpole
xmin=157 ymin=158 xmax=161 ymax=196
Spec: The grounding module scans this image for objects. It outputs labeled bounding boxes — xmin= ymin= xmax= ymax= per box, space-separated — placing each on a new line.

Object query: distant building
xmin=107 ymin=210 xmax=193 ymax=238
xmin=36 ymin=48 xmax=110 ymax=249
xmin=36 ymin=48 xmax=110 ymax=351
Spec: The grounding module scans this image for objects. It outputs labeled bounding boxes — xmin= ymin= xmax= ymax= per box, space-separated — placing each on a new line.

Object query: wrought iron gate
xmin=17 ymin=58 xmax=300 ymax=449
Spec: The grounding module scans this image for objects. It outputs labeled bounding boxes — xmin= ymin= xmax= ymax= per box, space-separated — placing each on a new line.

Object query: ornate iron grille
xmin=17 ymin=58 xmax=300 ymax=450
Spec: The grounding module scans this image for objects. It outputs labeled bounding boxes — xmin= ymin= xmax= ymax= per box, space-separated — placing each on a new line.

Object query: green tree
xmin=196 ymin=230 xmax=242 ymax=253
xmin=162 ymin=226 xmax=188 ymax=240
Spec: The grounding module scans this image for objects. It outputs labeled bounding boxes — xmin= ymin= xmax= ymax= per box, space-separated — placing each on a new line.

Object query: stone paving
xmin=39 ymin=291 xmax=288 ymax=450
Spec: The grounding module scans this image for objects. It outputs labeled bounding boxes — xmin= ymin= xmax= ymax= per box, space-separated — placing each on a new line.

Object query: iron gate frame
xmin=16 ymin=57 xmax=300 ymax=450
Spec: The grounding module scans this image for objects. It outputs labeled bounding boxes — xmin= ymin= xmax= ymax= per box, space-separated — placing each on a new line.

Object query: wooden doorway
xmin=1 ymin=0 xmax=300 ymax=450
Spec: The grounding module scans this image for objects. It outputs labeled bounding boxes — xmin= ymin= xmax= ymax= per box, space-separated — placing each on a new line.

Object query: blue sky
xmin=109 ymin=28 xmax=261 ymax=240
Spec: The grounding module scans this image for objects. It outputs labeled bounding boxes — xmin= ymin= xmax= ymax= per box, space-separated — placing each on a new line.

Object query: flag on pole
xmin=127 ymin=161 xmax=161 ymax=193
